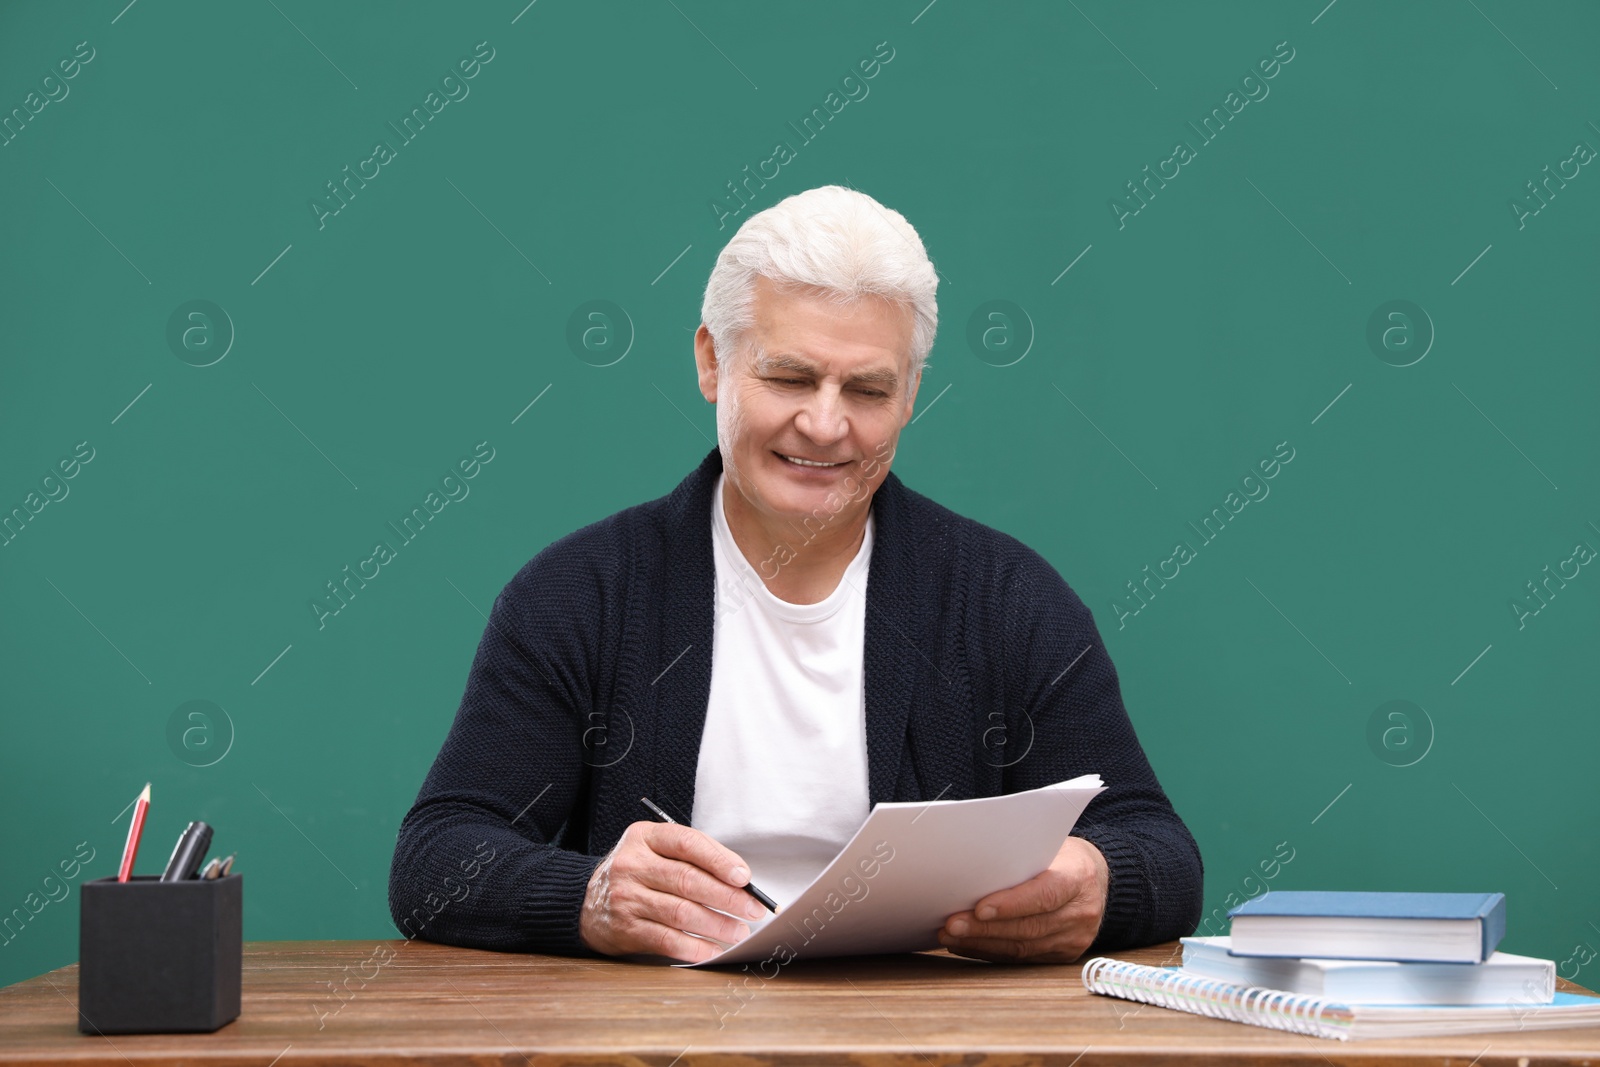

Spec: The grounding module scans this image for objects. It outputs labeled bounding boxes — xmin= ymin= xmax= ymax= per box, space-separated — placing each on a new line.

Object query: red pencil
xmin=117 ymin=783 xmax=151 ymax=882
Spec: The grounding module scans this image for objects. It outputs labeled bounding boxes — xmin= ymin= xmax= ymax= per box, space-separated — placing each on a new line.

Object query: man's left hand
xmin=936 ymin=835 xmax=1109 ymax=963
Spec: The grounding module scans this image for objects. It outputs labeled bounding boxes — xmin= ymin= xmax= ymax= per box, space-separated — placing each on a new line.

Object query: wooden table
xmin=2 ymin=939 xmax=1598 ymax=1065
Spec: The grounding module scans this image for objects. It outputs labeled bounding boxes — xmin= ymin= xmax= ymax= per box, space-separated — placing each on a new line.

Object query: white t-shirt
xmin=691 ymin=473 xmax=874 ymax=914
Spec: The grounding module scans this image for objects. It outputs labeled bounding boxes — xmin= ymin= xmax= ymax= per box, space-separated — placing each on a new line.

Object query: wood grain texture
xmin=1 ymin=940 xmax=1597 ymax=1066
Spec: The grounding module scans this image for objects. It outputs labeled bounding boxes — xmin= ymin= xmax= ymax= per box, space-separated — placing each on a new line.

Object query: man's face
xmin=694 ymin=274 xmax=920 ymax=535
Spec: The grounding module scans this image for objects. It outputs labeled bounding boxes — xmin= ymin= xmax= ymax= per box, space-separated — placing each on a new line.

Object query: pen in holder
xmin=78 ymin=874 xmax=242 ymax=1034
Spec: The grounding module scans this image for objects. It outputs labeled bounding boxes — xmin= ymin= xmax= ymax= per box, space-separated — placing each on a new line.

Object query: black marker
xmin=161 ymin=821 xmax=213 ymax=881
xmin=639 ymin=797 xmax=777 ymax=913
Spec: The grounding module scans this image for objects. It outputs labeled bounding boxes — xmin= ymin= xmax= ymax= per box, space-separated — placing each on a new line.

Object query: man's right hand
xmin=579 ymin=820 xmax=766 ymax=962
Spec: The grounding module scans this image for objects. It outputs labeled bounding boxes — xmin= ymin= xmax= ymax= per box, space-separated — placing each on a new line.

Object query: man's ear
xmin=899 ymin=359 xmax=923 ymax=428
xmin=694 ymin=325 xmax=720 ymax=403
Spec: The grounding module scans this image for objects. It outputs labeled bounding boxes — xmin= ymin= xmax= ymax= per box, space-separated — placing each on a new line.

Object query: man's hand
xmin=579 ymin=820 xmax=767 ymax=963
xmin=936 ymin=835 xmax=1109 ymax=963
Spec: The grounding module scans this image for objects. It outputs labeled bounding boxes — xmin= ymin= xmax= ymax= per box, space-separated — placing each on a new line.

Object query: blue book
xmin=1180 ymin=936 xmax=1552 ymax=1005
xmin=1227 ymin=891 xmax=1507 ymax=963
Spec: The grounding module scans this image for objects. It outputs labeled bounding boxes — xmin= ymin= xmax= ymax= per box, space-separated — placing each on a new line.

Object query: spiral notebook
xmin=1082 ymin=957 xmax=1600 ymax=1040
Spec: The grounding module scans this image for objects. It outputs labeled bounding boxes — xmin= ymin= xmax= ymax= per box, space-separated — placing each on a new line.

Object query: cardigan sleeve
xmin=996 ymin=546 xmax=1204 ymax=955
xmin=387 ymin=529 xmax=616 ymax=957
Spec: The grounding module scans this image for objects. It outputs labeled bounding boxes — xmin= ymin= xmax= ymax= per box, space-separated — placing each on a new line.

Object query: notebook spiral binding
xmin=1081 ymin=957 xmax=1356 ymax=1041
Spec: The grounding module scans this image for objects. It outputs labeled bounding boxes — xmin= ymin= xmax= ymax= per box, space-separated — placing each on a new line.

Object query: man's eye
xmin=773 ymin=378 xmax=805 ymax=386
xmin=855 ymin=388 xmax=886 ymax=398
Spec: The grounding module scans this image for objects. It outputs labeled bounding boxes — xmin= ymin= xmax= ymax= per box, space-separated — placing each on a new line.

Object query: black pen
xmin=639 ymin=797 xmax=777 ymax=913
xmin=161 ymin=821 xmax=213 ymax=881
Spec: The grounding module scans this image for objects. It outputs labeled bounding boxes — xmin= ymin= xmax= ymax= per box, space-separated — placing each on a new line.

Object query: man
xmin=389 ymin=185 xmax=1202 ymax=964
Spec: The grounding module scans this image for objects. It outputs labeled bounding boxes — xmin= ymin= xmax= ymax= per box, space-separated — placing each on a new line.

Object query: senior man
xmin=389 ymin=185 xmax=1203 ymax=964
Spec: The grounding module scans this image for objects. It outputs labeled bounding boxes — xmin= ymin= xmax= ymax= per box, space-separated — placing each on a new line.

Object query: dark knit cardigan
xmin=389 ymin=447 xmax=1203 ymax=957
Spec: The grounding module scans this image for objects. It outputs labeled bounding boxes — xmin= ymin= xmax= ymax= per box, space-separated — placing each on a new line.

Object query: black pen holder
xmin=78 ymin=874 xmax=242 ymax=1034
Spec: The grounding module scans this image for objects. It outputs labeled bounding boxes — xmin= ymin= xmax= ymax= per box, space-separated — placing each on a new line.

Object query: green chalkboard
xmin=3 ymin=0 xmax=1597 ymax=994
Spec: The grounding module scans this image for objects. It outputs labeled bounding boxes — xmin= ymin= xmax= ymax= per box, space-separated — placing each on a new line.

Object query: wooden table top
xmin=2 ymin=939 xmax=1598 ymax=1065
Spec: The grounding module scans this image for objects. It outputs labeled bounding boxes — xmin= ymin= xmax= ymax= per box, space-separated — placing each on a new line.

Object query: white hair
xmin=700 ymin=185 xmax=939 ymax=385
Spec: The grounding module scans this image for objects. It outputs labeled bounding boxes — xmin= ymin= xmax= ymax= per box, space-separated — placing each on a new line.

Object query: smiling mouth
xmin=775 ymin=452 xmax=848 ymax=469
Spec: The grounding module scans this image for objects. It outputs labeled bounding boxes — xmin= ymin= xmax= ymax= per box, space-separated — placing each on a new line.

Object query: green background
xmin=3 ymin=0 xmax=1596 ymax=992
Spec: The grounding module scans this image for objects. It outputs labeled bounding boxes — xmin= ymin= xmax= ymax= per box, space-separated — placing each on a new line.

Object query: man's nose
xmin=796 ymin=384 xmax=849 ymax=445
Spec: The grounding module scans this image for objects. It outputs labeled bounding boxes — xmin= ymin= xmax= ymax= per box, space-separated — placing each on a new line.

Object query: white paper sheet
xmin=680 ymin=774 xmax=1106 ymax=967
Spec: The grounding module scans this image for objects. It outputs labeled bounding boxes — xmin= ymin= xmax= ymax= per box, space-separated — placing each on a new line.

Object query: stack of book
xmin=1083 ymin=891 xmax=1600 ymax=1040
